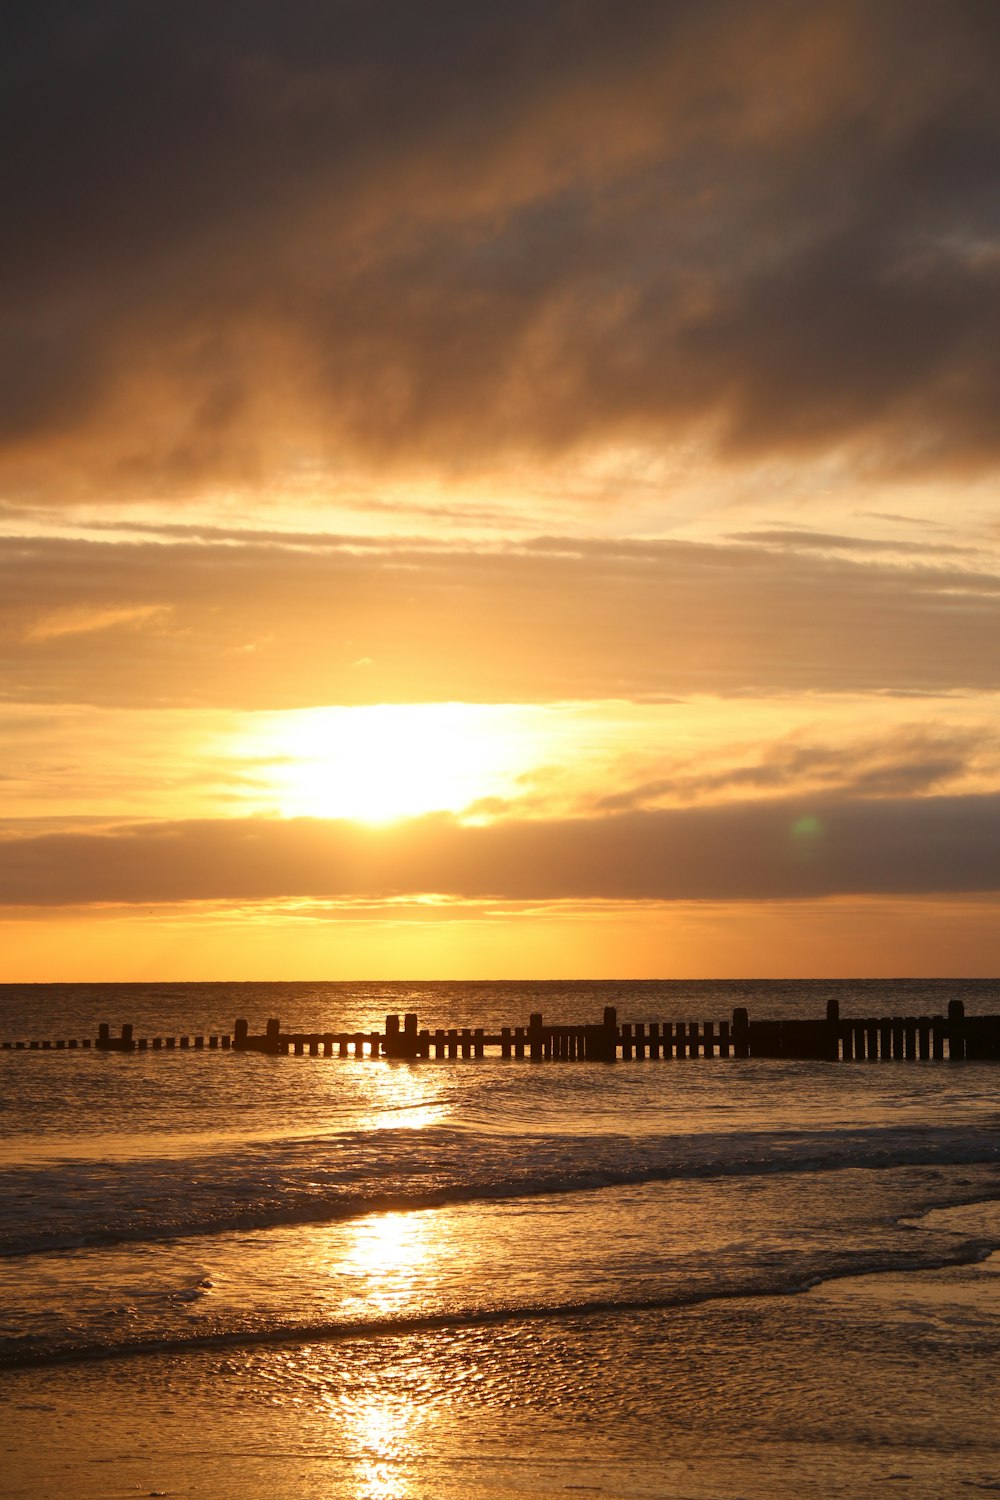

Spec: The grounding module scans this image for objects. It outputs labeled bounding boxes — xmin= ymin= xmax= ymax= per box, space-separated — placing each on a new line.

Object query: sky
xmin=3 ymin=0 xmax=1000 ymax=979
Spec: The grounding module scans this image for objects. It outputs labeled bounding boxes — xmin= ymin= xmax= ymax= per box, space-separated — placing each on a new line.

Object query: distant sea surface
xmin=2 ymin=979 xmax=1000 ymax=1499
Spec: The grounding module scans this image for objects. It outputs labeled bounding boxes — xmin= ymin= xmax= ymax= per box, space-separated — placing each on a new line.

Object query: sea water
xmin=1 ymin=980 xmax=999 ymax=1499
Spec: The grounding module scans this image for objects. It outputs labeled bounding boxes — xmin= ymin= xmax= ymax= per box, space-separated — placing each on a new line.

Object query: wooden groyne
xmin=3 ymin=1000 xmax=1000 ymax=1062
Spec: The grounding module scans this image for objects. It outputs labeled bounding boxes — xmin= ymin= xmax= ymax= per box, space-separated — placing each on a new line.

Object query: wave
xmin=2 ymin=1232 xmax=996 ymax=1372
xmin=2 ymin=1122 xmax=999 ymax=1259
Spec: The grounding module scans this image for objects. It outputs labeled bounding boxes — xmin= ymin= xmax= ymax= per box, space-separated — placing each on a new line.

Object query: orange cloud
xmin=3 ymin=532 xmax=1000 ymax=708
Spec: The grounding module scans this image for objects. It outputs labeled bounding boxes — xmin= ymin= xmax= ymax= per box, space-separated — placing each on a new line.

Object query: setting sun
xmin=239 ymin=703 xmax=546 ymax=824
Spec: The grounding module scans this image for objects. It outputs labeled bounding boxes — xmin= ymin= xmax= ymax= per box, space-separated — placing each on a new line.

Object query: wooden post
xmin=635 ymin=1023 xmax=646 ymax=1060
xmin=688 ymin=1022 xmax=700 ymax=1059
xmin=891 ymin=1018 xmax=904 ymax=1059
xmin=603 ymin=1005 xmax=618 ymax=1063
xmin=932 ymin=1016 xmax=945 ymax=1059
xmin=323 ymin=1034 xmax=334 ymax=1057
xmin=339 ymin=1035 xmax=349 ymax=1058
xmin=265 ymin=1018 xmax=281 ymax=1055
xmin=403 ymin=1013 xmax=419 ymax=1057
xmin=514 ymin=1026 xmax=525 ymax=1059
xmin=385 ymin=1014 xmax=401 ymax=1051
xmin=368 ymin=1030 xmax=380 ymax=1058
xmin=474 ymin=1027 xmax=485 ymax=1059
xmin=166 ymin=1036 xmax=175 ymax=1048
xmin=529 ymin=1013 xmax=544 ymax=1062
xmin=434 ymin=1028 xmax=445 ymax=1058
xmin=879 ymin=1017 xmax=892 ymax=1059
xmin=418 ymin=1029 xmax=430 ymax=1059
xmin=233 ymin=1018 xmax=249 ymax=1049
xmin=703 ymin=1021 xmax=715 ymax=1059
xmin=917 ymin=1018 xmax=931 ymax=1060
xmin=648 ymin=1022 xmax=661 ymax=1060
xmin=448 ymin=1028 xmax=459 ymax=1059
xmin=221 ymin=1034 xmax=231 ymax=1049
xmin=903 ymin=1018 xmax=917 ymax=1061
xmin=675 ymin=1021 xmax=687 ymax=1059
xmin=948 ymin=999 xmax=966 ymax=1060
xmin=153 ymin=1037 xmax=162 ymax=1050
xmin=621 ymin=1023 xmax=633 ymax=1060
xmin=501 ymin=1026 xmax=512 ymax=1059
xmin=852 ymin=1020 xmax=866 ymax=1060
xmin=826 ymin=998 xmax=841 ymax=1060
xmin=294 ymin=1036 xmax=304 ymax=1056
xmin=180 ymin=1035 xmax=189 ymax=1049
xmin=194 ymin=1035 xmax=204 ymax=1050
xmin=308 ymin=1036 xmax=319 ymax=1056
xmin=97 ymin=1023 xmax=110 ymax=1050
xmin=353 ymin=1032 xmax=365 ymax=1059
xmin=732 ymin=1007 xmax=750 ymax=1059
xmin=718 ymin=1020 xmax=730 ymax=1058
xmin=865 ymin=1019 xmax=879 ymax=1059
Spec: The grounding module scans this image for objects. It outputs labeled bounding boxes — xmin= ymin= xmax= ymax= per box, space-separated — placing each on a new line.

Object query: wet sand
xmin=5 ymin=1253 xmax=999 ymax=1500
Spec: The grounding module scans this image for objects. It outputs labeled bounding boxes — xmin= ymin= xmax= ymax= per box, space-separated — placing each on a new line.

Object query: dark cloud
xmin=593 ymin=726 xmax=991 ymax=812
xmin=726 ymin=530 xmax=974 ymax=557
xmin=4 ymin=1 xmax=1000 ymax=495
xmin=3 ymin=532 xmax=1000 ymax=707
xmin=3 ymin=790 xmax=1000 ymax=905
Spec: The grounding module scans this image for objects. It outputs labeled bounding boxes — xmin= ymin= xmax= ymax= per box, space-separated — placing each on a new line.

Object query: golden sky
xmin=3 ymin=1 xmax=1000 ymax=978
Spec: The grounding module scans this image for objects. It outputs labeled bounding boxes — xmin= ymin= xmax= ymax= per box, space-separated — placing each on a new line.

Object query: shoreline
xmin=4 ymin=1253 xmax=999 ymax=1500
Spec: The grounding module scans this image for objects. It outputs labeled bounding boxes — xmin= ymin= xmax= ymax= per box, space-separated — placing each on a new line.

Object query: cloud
xmin=725 ymin=529 xmax=975 ymax=557
xmin=593 ymin=725 xmax=994 ymax=811
xmin=3 ymin=531 xmax=1000 ymax=707
xmin=4 ymin=1 xmax=1000 ymax=497
xmin=3 ymin=790 xmax=1000 ymax=906
xmin=20 ymin=603 xmax=168 ymax=643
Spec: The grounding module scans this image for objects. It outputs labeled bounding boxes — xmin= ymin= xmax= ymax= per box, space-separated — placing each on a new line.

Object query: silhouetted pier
xmin=3 ymin=999 xmax=1000 ymax=1061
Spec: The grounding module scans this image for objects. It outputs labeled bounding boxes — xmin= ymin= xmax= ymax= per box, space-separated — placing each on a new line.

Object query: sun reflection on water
xmin=343 ymin=1394 xmax=423 ymax=1500
xmin=332 ymin=1209 xmax=445 ymax=1319
xmin=357 ymin=1062 xmax=449 ymax=1134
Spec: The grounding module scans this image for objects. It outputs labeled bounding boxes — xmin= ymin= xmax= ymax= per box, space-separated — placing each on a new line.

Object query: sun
xmin=242 ymin=702 xmax=542 ymax=824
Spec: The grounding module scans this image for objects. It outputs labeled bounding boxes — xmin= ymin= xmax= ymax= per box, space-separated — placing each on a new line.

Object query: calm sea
xmin=2 ymin=979 xmax=999 ymax=1499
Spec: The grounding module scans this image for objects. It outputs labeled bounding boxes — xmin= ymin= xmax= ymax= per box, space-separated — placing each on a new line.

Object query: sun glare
xmin=244 ymin=703 xmax=545 ymax=824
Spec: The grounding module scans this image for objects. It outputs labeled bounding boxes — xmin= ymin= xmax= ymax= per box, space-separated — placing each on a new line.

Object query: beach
xmin=2 ymin=980 xmax=999 ymax=1498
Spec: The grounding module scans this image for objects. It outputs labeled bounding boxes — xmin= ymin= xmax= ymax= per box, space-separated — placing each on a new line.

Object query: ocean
xmin=2 ymin=979 xmax=999 ymax=1499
